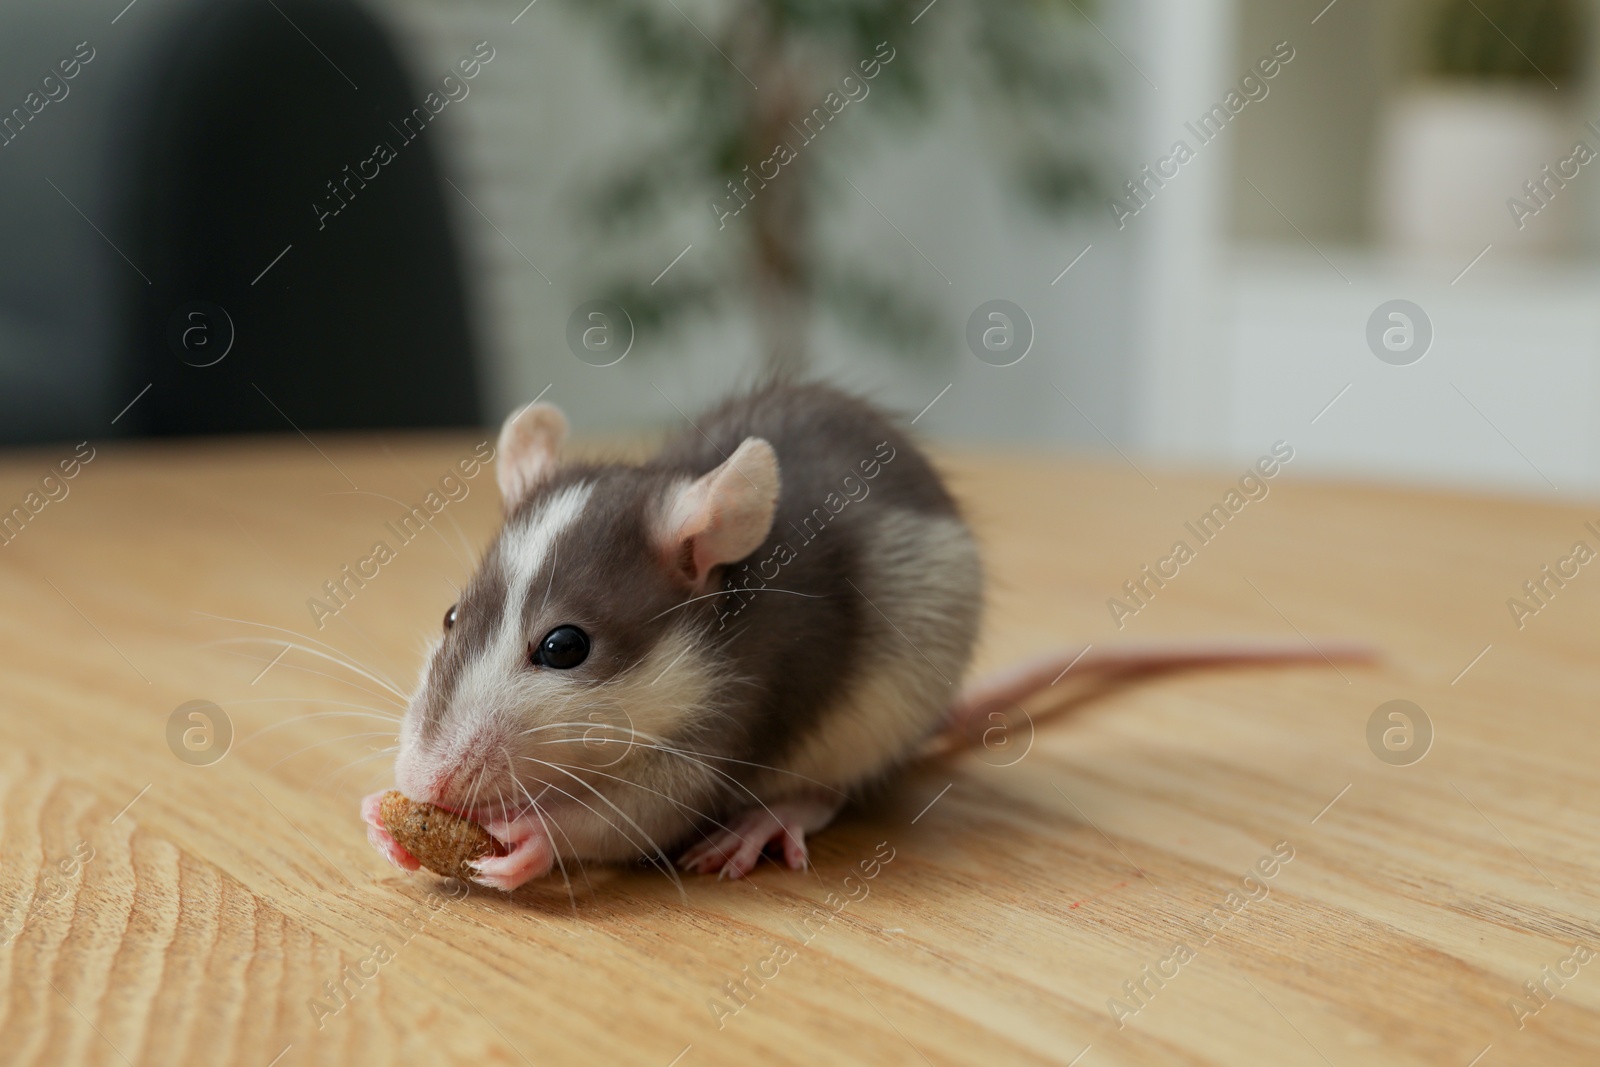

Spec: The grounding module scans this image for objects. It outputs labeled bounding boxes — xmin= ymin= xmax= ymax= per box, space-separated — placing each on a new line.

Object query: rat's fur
xmin=391 ymin=382 xmax=982 ymax=870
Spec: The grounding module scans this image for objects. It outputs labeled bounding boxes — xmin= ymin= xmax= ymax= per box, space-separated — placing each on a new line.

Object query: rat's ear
xmin=657 ymin=437 xmax=780 ymax=589
xmin=497 ymin=401 xmax=568 ymax=509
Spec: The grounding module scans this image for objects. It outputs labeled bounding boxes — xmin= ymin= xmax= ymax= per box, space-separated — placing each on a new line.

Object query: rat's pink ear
xmin=497 ymin=401 xmax=568 ymax=508
xmin=657 ymin=438 xmax=780 ymax=589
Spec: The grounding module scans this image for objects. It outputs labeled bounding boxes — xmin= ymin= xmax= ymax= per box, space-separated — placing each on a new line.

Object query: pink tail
xmin=940 ymin=638 xmax=1377 ymax=751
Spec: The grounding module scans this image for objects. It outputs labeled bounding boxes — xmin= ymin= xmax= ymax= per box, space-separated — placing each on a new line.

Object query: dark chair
xmin=112 ymin=0 xmax=481 ymax=436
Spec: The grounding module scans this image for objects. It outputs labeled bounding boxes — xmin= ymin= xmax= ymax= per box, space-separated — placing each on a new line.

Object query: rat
xmin=361 ymin=381 xmax=1371 ymax=890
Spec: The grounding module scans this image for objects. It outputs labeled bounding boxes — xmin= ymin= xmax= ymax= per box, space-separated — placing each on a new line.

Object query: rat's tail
xmin=937 ymin=638 xmax=1377 ymax=753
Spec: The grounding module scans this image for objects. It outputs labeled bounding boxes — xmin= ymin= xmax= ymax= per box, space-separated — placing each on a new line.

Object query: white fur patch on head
xmin=497 ymin=401 xmax=568 ymax=509
xmin=658 ymin=437 xmax=780 ymax=588
xmin=398 ymin=481 xmax=595 ymax=806
xmin=476 ymin=481 xmax=594 ymax=690
xmin=501 ymin=481 xmax=593 ymax=604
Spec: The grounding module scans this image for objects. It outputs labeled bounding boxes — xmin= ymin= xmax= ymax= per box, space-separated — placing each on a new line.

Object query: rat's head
xmin=393 ymin=400 xmax=780 ymax=822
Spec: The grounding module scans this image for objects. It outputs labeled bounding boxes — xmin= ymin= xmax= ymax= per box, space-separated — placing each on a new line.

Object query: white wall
xmin=1219 ymin=0 xmax=1600 ymax=499
xmin=370 ymin=0 xmax=1143 ymax=448
xmin=1227 ymin=246 xmax=1600 ymax=497
xmin=1113 ymin=0 xmax=1237 ymax=460
xmin=371 ymin=0 xmax=1600 ymax=502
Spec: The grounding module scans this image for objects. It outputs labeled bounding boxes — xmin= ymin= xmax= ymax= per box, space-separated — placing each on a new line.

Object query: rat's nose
xmin=394 ymin=751 xmax=461 ymax=807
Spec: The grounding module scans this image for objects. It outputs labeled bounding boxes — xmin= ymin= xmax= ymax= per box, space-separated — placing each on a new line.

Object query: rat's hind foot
xmin=678 ymin=795 xmax=843 ymax=880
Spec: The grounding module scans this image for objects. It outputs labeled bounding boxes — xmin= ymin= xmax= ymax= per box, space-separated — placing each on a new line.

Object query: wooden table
xmin=1 ymin=432 xmax=1597 ymax=1066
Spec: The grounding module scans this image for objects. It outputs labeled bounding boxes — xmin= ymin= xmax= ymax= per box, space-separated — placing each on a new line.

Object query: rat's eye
xmin=443 ymin=604 xmax=458 ymax=631
xmin=532 ymin=625 xmax=590 ymax=669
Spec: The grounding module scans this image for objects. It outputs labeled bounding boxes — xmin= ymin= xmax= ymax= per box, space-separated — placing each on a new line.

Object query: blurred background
xmin=2 ymin=0 xmax=1598 ymax=496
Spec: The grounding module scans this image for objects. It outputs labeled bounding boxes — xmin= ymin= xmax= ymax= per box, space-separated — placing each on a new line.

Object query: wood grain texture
xmin=0 ymin=432 xmax=1597 ymax=1066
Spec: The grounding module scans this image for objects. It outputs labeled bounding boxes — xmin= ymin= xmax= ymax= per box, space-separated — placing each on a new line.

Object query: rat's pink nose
xmin=393 ymin=752 xmax=462 ymax=807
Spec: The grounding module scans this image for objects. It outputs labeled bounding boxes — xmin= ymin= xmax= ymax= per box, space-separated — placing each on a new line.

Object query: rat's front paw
xmin=361 ymin=791 xmax=421 ymax=871
xmin=469 ymin=815 xmax=555 ymax=891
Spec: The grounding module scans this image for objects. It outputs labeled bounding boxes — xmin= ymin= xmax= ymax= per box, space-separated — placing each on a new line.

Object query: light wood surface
xmin=1 ymin=431 xmax=1597 ymax=1066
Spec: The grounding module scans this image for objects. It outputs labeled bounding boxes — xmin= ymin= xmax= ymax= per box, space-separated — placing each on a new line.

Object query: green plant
xmin=1428 ymin=0 xmax=1584 ymax=85
xmin=567 ymin=0 xmax=1105 ymax=373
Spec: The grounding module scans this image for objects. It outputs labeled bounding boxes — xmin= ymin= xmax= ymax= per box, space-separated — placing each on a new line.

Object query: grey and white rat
xmin=361 ymin=381 xmax=1368 ymax=890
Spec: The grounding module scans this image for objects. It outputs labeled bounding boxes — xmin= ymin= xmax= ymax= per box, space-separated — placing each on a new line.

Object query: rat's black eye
xmin=532 ymin=625 xmax=590 ymax=669
xmin=443 ymin=604 xmax=458 ymax=631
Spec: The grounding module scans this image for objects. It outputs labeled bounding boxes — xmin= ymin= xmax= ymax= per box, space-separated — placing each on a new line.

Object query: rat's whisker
xmin=375 ymin=445 xmax=483 ymax=571
xmin=530 ymin=728 xmax=844 ymax=799
xmin=519 ymin=783 xmax=592 ymax=912
xmin=193 ymin=616 xmax=409 ymax=696
xmin=515 ymin=777 xmax=649 ymax=878
xmin=539 ymin=540 xmax=559 ymax=616
xmin=193 ymin=610 xmax=402 ymax=675
xmin=327 ymin=485 xmax=474 ymax=575
xmin=202 ymin=636 xmax=407 ymax=701
xmin=646 ymin=586 xmax=824 ymax=623
xmin=224 ymin=696 xmax=400 ymax=715
xmin=505 ymin=707 xmax=659 ymax=743
xmin=509 ymin=717 xmax=633 ymax=740
xmin=464 ymin=764 xmax=489 ymax=835
xmin=520 ymin=759 xmax=685 ymax=898
xmin=267 ymin=731 xmax=401 ymax=769
xmin=213 ymin=649 xmax=408 ymax=707
xmin=506 ymin=752 xmax=580 ymax=912
xmin=524 ymin=755 xmax=733 ymax=838
xmin=239 ymin=710 xmax=402 ymax=747
xmin=328 ymin=743 xmax=398 ymax=770
xmin=322 ymin=610 xmax=419 ymax=703
xmin=531 ymin=735 xmax=833 ymax=877
xmin=321 ymin=746 xmax=400 ymax=793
